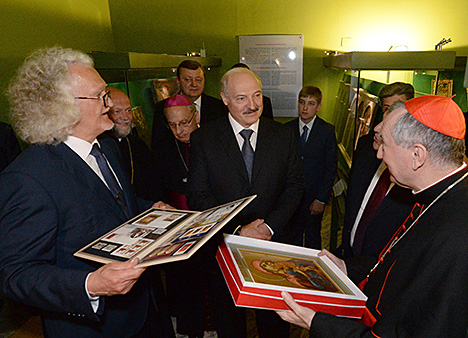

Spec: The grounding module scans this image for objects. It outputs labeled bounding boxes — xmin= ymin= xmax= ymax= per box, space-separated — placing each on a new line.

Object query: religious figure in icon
xmin=252 ymin=259 xmax=340 ymax=293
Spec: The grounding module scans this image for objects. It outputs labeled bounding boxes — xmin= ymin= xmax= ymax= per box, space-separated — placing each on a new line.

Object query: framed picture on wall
xmin=432 ymin=79 xmax=453 ymax=97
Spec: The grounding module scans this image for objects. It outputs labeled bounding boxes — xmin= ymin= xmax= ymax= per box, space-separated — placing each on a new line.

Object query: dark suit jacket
xmin=151 ymin=93 xmax=227 ymax=150
xmin=262 ymin=96 xmax=274 ymax=120
xmin=0 ymin=139 xmax=159 ymax=337
xmin=338 ymin=133 xmax=414 ymax=283
xmin=187 ymin=116 xmax=304 ymax=241
xmin=286 ymin=117 xmax=337 ymax=205
xmin=0 ymin=122 xmax=21 ymax=172
xmin=100 ymin=131 xmax=164 ymax=202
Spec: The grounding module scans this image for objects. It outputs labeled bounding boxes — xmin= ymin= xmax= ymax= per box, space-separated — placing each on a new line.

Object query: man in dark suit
xmin=336 ymin=82 xmax=415 ymax=283
xmin=286 ymin=86 xmax=337 ymax=249
xmin=0 ymin=122 xmax=21 ymax=172
xmin=187 ymin=67 xmax=304 ymax=338
xmin=101 ymin=86 xmax=162 ymax=201
xmin=151 ymin=60 xmax=227 ymax=149
xmin=0 ymin=47 xmax=173 ymax=338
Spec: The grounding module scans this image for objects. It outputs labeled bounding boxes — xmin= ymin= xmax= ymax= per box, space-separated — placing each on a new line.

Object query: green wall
xmin=0 ymin=0 xmax=114 ymax=123
xmin=107 ymin=0 xmax=468 ymax=123
xmin=2 ymin=0 xmax=468 ymax=126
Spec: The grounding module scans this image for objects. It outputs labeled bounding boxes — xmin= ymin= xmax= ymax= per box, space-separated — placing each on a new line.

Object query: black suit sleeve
xmin=0 ymin=171 xmax=98 ymax=319
xmin=151 ymin=99 xmax=170 ymax=151
xmin=310 ymin=312 xmax=373 ymax=337
xmin=186 ymin=130 xmax=220 ymax=211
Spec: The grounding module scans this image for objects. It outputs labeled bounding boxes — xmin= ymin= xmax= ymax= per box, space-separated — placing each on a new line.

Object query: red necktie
xmin=353 ymin=168 xmax=391 ymax=256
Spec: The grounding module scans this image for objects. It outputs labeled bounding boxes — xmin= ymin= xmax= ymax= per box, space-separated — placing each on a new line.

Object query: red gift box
xmin=216 ymin=235 xmax=367 ymax=319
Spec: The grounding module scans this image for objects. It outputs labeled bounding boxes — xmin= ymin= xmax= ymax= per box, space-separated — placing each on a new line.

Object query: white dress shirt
xmin=298 ymin=116 xmax=316 ymax=143
xmin=350 ymin=162 xmax=394 ymax=246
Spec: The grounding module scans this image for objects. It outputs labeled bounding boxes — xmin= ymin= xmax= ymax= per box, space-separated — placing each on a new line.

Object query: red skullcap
xmin=164 ymin=94 xmax=194 ymax=108
xmin=404 ymin=95 xmax=465 ymax=139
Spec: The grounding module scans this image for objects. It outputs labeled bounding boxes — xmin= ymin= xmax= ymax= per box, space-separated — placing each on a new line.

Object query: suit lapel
xmin=200 ymin=94 xmax=210 ymax=125
xmin=304 ymin=116 xmax=321 ymax=147
xmin=217 ymin=117 xmax=250 ymax=184
xmin=251 ymin=118 xmax=272 ymax=184
xmin=101 ymin=140 xmax=139 ymax=217
xmin=200 ymin=94 xmax=207 ymax=124
xmin=55 ymin=143 xmax=128 ymax=221
xmin=291 ymin=118 xmax=301 ymax=141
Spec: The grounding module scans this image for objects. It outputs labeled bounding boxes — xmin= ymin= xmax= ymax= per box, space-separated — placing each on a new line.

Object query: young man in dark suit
xmin=151 ymin=60 xmax=227 ymax=149
xmin=286 ymin=86 xmax=338 ymax=249
xmin=187 ymin=67 xmax=304 ymax=338
xmin=0 ymin=47 xmax=173 ymax=338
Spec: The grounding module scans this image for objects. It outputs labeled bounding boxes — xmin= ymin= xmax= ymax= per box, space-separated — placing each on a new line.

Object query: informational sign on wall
xmin=239 ymin=35 xmax=303 ymax=117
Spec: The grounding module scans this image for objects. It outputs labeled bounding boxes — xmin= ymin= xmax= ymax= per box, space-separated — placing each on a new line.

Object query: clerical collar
xmin=414 ymin=162 xmax=467 ymax=195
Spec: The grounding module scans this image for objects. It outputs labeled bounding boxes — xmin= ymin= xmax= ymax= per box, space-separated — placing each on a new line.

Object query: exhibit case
xmin=323 ymin=51 xmax=458 ymax=251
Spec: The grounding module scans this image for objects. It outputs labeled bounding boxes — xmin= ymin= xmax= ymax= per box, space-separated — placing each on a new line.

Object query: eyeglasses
xmin=75 ymin=91 xmax=111 ymax=108
xmin=166 ymin=110 xmax=197 ymax=130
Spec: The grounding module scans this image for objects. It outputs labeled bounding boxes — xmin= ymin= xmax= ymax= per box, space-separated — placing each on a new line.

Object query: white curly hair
xmin=7 ymin=46 xmax=94 ymax=145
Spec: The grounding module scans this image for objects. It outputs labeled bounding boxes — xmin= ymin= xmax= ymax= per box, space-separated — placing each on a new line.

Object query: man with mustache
xmin=102 ymin=87 xmax=161 ymax=201
xmin=187 ymin=67 xmax=304 ymax=338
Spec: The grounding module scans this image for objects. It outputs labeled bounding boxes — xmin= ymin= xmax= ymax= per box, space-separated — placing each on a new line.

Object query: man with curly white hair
xmin=0 ymin=46 xmax=174 ymax=337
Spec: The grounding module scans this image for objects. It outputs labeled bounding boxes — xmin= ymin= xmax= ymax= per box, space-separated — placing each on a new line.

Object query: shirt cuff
xmin=85 ymin=273 xmax=100 ymax=313
xmin=264 ymin=223 xmax=274 ymax=236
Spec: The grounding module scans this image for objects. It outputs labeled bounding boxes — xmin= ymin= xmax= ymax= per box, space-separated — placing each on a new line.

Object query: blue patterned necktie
xmin=301 ymin=125 xmax=309 ymax=146
xmin=90 ymin=144 xmax=130 ymax=218
xmin=240 ymin=129 xmax=254 ymax=182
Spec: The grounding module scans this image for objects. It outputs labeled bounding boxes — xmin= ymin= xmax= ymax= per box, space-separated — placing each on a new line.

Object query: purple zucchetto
xmin=164 ymin=94 xmax=194 ymax=108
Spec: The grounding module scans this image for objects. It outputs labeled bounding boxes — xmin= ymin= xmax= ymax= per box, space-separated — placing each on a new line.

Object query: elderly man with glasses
xmin=153 ymin=94 xmax=215 ymax=337
xmin=0 ymin=46 xmax=174 ymax=338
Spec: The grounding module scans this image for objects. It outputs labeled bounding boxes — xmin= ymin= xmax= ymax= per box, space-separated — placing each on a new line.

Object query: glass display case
xmin=323 ymin=51 xmax=457 ymax=250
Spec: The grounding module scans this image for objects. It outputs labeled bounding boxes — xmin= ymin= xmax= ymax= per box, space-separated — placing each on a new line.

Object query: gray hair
xmin=7 ymin=46 xmax=94 ymax=145
xmin=220 ymin=67 xmax=262 ymax=100
xmin=391 ymin=102 xmax=465 ymax=167
xmin=163 ymin=103 xmax=197 ymax=117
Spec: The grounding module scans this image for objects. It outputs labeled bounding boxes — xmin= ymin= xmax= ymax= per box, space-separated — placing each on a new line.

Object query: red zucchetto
xmin=404 ymin=95 xmax=465 ymax=139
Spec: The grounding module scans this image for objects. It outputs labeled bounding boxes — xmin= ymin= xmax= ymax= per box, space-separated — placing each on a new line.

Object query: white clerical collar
xmin=414 ymin=162 xmax=467 ymax=194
